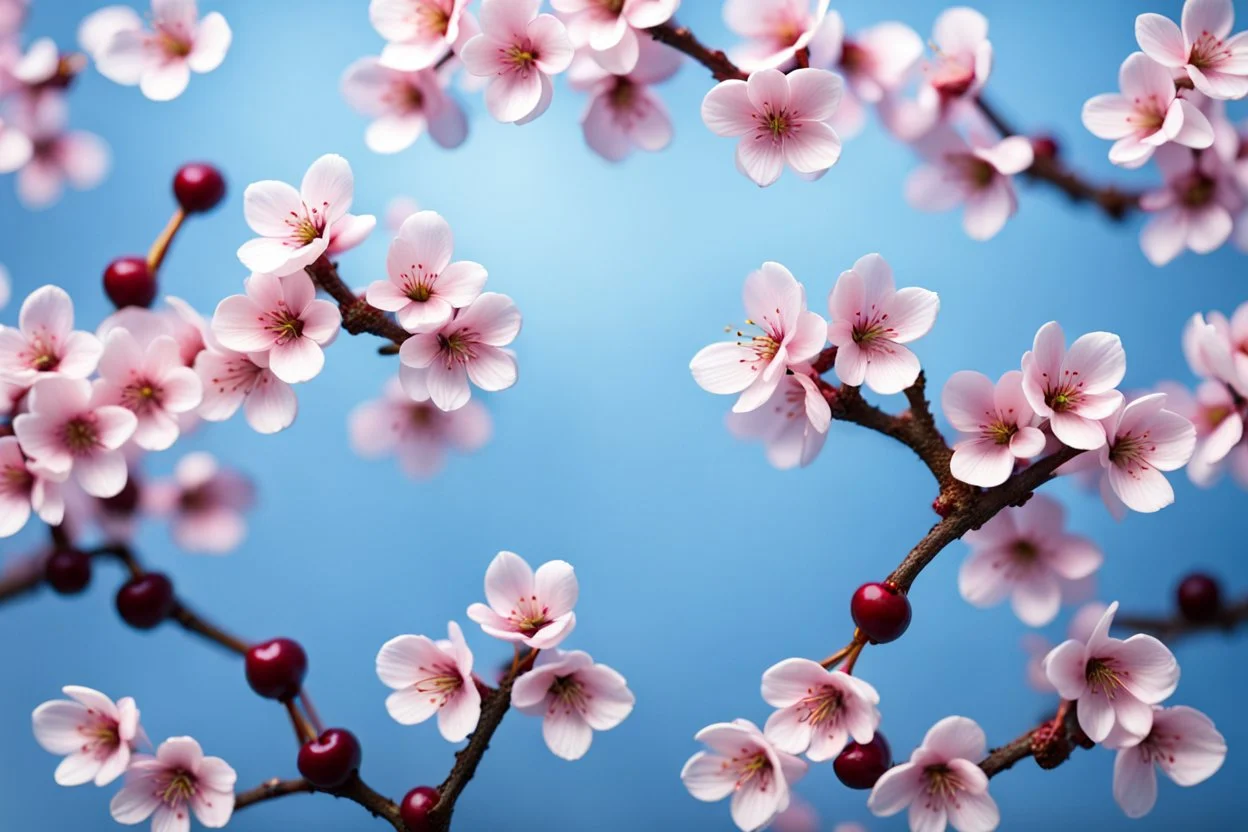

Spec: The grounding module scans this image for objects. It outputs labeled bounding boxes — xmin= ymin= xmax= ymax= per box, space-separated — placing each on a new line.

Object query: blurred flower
xmin=370 ymin=0 xmax=471 ymax=71
xmin=144 ymin=452 xmax=253 ymax=554
xmin=553 ymin=0 xmax=678 ymax=75
xmin=341 ymin=58 xmax=467 ymax=154
xmin=723 ymin=0 xmax=830 ymax=72
xmin=726 ymin=373 xmax=829 ymax=470
xmin=906 ymin=129 xmax=1034 ymax=241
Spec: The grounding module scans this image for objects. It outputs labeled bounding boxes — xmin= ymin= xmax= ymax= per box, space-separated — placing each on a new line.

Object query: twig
xmin=234 ymin=775 xmax=405 ymax=830
xmin=646 ymin=22 xmax=746 ymax=82
xmin=305 ymin=257 xmax=410 ymax=346
xmin=1114 ymin=597 xmax=1248 ymax=643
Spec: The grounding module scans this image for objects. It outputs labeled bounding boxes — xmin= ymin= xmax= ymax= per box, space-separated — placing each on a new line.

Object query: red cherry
xmin=116 ymin=573 xmax=175 ymax=629
xmin=103 ymin=257 xmax=156 ymax=309
xmin=1031 ymin=135 xmax=1060 ymax=160
xmin=1177 ymin=573 xmax=1222 ymax=622
xmin=851 ymin=582 xmax=912 ymax=644
xmin=297 ymin=728 xmax=361 ymax=789
xmin=245 ymin=638 xmax=308 ymax=700
xmin=399 ymin=786 xmax=440 ymax=831
xmin=46 ymin=550 xmax=92 ymax=595
xmin=834 ymin=734 xmax=892 ymax=789
xmin=173 ymin=163 xmax=226 ymax=214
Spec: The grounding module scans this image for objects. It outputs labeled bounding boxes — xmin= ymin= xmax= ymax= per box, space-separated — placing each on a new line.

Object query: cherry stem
xmin=284 ymin=696 xmax=318 ymax=745
xmin=147 ymin=208 xmax=186 ymax=275
xmin=300 ymin=690 xmax=326 ymax=735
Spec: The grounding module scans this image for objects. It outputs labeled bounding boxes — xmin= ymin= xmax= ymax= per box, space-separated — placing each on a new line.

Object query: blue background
xmin=2 ymin=1 xmax=1245 ymax=829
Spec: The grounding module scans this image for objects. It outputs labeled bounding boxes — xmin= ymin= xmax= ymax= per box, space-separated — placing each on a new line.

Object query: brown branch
xmin=170 ymin=601 xmax=251 ymax=656
xmin=645 ymin=22 xmax=746 ymax=82
xmin=235 ymin=777 xmax=317 ymax=809
xmin=1114 ymin=596 xmax=1248 ymax=643
xmin=975 ymin=96 xmax=1142 ymax=220
xmin=305 ymin=257 xmax=410 ymax=346
xmin=981 ymin=702 xmax=1086 ymax=778
xmin=235 ymin=775 xmax=405 ymax=830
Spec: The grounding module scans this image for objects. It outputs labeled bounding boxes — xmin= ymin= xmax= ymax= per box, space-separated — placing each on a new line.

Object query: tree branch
xmin=305 ymin=257 xmax=411 ymax=346
xmin=1114 ymin=596 xmax=1248 ymax=643
xmin=645 ymin=22 xmax=746 ymax=82
xmin=235 ymin=775 xmax=405 ymax=830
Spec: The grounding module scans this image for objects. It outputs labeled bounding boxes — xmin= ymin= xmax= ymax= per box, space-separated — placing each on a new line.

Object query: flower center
xmin=948 ymin=153 xmax=995 ymax=188
xmin=508 ymin=594 xmax=551 ymax=636
xmin=269 ymin=308 xmax=304 ymax=344
xmin=156 ymin=30 xmax=192 ymax=57
xmin=550 ymin=675 xmax=588 ymax=711
xmin=1041 ymin=370 xmax=1085 ymax=413
xmin=1206 ymin=405 xmax=1231 ymax=428
xmin=121 ymin=379 xmax=161 ymax=412
xmin=415 ymin=662 xmax=463 ymax=704
xmin=30 ymin=346 xmax=60 ymax=371
xmin=285 ymin=203 xmax=330 ymax=245
xmin=841 ymin=40 xmax=868 ymax=73
xmin=731 ymin=750 xmax=774 ymax=791
xmin=602 ymin=0 xmax=626 ymax=14
xmin=986 ymin=420 xmax=1017 ymax=445
xmin=1 ymin=463 xmax=33 ymax=495
xmin=1109 ymin=429 xmax=1157 ymax=473
xmin=929 ymin=57 xmax=974 ymax=99
xmin=438 ymin=330 xmax=476 ymax=366
xmin=1011 ymin=539 xmax=1038 ymax=561
xmin=401 ymin=263 xmax=437 ymax=302
xmin=62 ymin=417 xmax=98 ymax=455
xmin=1084 ymin=657 xmax=1126 ymax=697
xmin=922 ymin=763 xmax=964 ymax=802
xmin=505 ymin=43 xmax=538 ymax=73
xmin=1178 ymin=172 xmax=1216 ymax=208
xmin=796 ymin=685 xmax=844 ymax=727
xmin=159 ymin=770 xmax=196 ymax=807
xmin=179 ymin=485 xmax=211 ymax=512
xmin=416 ymin=2 xmax=450 ymax=35
xmin=1188 ymin=30 xmax=1230 ymax=69
xmin=610 ymin=78 xmax=638 ymax=110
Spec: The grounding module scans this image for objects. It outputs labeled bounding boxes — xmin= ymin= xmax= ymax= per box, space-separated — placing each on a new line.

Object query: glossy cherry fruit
xmin=851 ymin=582 xmax=912 ymax=643
xmin=245 ymin=638 xmax=308 ymax=700
xmin=297 ymin=728 xmax=361 ymax=789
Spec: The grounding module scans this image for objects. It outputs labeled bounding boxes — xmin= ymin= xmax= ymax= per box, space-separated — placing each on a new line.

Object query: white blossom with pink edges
xmin=32 ymin=686 xmax=144 ymax=787
xmin=1135 ymin=0 xmax=1248 ymax=100
xmin=942 ymin=369 xmax=1045 ymax=487
xmin=761 ymin=658 xmax=881 ymax=762
xmin=108 ymin=736 xmax=236 ymax=832
xmin=376 ymin=620 xmax=482 ymax=743
xmin=466 ymin=550 xmax=577 ymax=650
xmin=512 ymin=648 xmax=635 ymax=760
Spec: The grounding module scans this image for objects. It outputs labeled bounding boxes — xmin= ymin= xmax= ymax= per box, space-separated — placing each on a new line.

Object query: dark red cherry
xmin=245 ymin=638 xmax=308 ymax=700
xmin=116 ymin=573 xmax=175 ymax=629
xmin=297 ymin=728 xmax=361 ymax=789
xmin=399 ymin=786 xmax=440 ymax=831
xmin=851 ymin=582 xmax=912 ymax=643
xmin=834 ymin=733 xmax=892 ymax=789
xmin=1031 ymin=135 xmax=1060 ymax=160
xmin=103 ymin=257 xmax=156 ymax=309
xmin=173 ymin=163 xmax=226 ymax=214
xmin=46 ymin=550 xmax=92 ymax=595
xmin=1177 ymin=573 xmax=1222 ymax=622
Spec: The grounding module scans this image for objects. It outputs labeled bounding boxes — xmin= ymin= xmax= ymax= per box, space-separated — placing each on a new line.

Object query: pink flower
xmin=942 ymin=370 xmax=1045 ymax=486
xmin=349 ymin=374 xmax=491 ymax=479
xmin=554 ymin=0 xmax=677 ymax=75
xmin=0 ymin=115 xmax=33 ymax=175
xmin=512 ymin=648 xmax=635 ymax=760
xmin=376 ymin=621 xmax=482 ymax=742
xmin=386 ymin=196 xmax=421 ymax=232
xmin=1043 ymin=601 xmax=1179 ymax=744
xmin=194 ymin=343 xmax=297 ymax=434
xmin=1097 ymin=393 xmax=1196 ymax=513
xmin=1108 ymin=705 xmax=1227 ymax=819
xmin=12 ymin=377 xmax=137 ymax=498
xmin=760 ymin=658 xmax=880 ymax=761
xmin=237 ymin=154 xmax=375 ymax=276
xmin=467 ymin=550 xmax=577 ymax=649
xmin=366 ymin=210 xmax=487 ymax=333
xmin=691 ymin=262 xmax=827 ymax=412
xmin=5 ymin=95 xmax=110 ymax=210
xmin=681 ymin=718 xmax=808 ymax=832
xmin=84 ymin=0 xmax=231 ymax=101
xmin=1082 ymin=53 xmax=1214 ymax=169
xmin=97 ymin=299 xmax=207 ymax=369
xmin=109 ymin=736 xmax=236 ymax=832
xmin=1139 ymin=143 xmax=1244 ymax=266
xmin=723 ymin=0 xmax=830 ymax=72
xmin=826 ymin=253 xmax=939 ymax=395
xmin=143 ymin=452 xmax=253 ymax=554
xmin=923 ymin=6 xmax=992 ymax=102
xmin=93 ymin=329 xmax=203 ymax=451
xmin=725 ymin=373 xmax=830 ymax=470
xmin=0 ymin=435 xmax=65 ymax=536
xmin=341 ymin=58 xmax=468 ymax=153
xmin=0 ymin=0 xmax=26 ymax=34
xmin=567 ymin=37 xmax=681 ymax=162
xmin=959 ymin=495 xmax=1104 ymax=626
xmin=0 ymin=285 xmax=102 ymax=386
xmin=369 ymin=0 xmax=471 ymax=71
xmin=32 ymin=685 xmax=143 ymax=787
xmin=1183 ymin=307 xmax=1248 ymax=395
xmin=907 ymin=129 xmax=1034 ymax=241
xmin=1020 ymin=321 xmax=1126 ymax=451
xmin=1136 ymin=0 xmax=1248 ymax=100
xmin=701 ymin=68 xmax=843 ymax=187
xmin=397 ymin=292 xmax=520 ymax=411
xmin=868 ymin=716 xmax=998 ymax=832
xmin=1158 ymin=380 xmax=1244 ymax=487
xmin=211 ymin=272 xmax=341 ymax=384
xmin=10 ymin=36 xmax=59 ymax=87
xmin=459 ymin=0 xmax=574 ymax=124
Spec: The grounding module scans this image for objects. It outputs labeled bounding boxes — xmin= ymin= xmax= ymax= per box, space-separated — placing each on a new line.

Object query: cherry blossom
xmin=1183 ymin=307 xmax=1248 ymax=396
xmin=96 ymin=298 xmax=208 ymax=368
xmin=942 ymin=370 xmax=1045 ymax=487
xmin=566 ymin=37 xmax=681 ymax=162
xmin=4 ymin=94 xmax=109 ymax=210
xmin=194 ymin=341 xmax=297 ymax=435
xmin=1159 ymin=380 xmax=1245 ymax=487
xmin=681 ymin=718 xmax=807 ymax=832
xmin=1106 ymin=705 xmax=1227 ymax=819
xmin=31 ymin=685 xmax=143 ymax=787
xmin=12 ymin=376 xmax=137 ymax=498
xmin=725 ymin=372 xmax=830 ymax=470
xmin=1096 ymin=393 xmax=1196 ymax=513
xmin=237 ymin=154 xmax=375 ymax=276
xmin=701 ymin=67 xmax=843 ymax=187
xmin=93 ymin=329 xmax=203 ymax=451
xmin=723 ymin=0 xmax=830 ymax=73
xmin=924 ymin=6 xmax=992 ymax=103
xmin=553 ymin=0 xmax=678 ymax=75
xmin=760 ymin=658 xmax=880 ymax=762
xmin=349 ymin=374 xmax=491 ymax=479
xmin=959 ymin=495 xmax=1104 ymax=626
xmin=0 ymin=434 xmax=66 ymax=536
xmin=397 ymin=292 xmax=520 ymax=411
xmin=211 ymin=272 xmax=341 ymax=385
xmin=867 ymin=716 xmax=999 ymax=832
xmin=466 ymin=550 xmax=577 ymax=649
xmin=143 ymin=452 xmax=254 ymax=554
xmin=9 ymin=36 xmax=58 ymax=87
xmin=906 ymin=129 xmax=1034 ymax=241
xmin=83 ymin=0 xmax=231 ymax=101
xmin=1139 ymin=144 xmax=1244 ymax=266
xmin=826 ymin=253 xmax=939 ymax=395
xmin=1136 ymin=0 xmax=1248 ymax=100
xmin=512 ymin=648 xmax=635 ymax=760
xmin=341 ymin=58 xmax=468 ymax=154
xmin=109 ymin=736 xmax=236 ymax=832
xmin=369 ymin=0 xmax=471 ymax=71
xmin=366 ymin=210 xmax=486 ymax=333
xmin=0 ymin=284 xmax=102 ymax=386
xmin=0 ymin=116 xmax=32 ymax=175
xmin=1020 ymin=321 xmax=1126 ymax=451
xmin=376 ymin=621 xmax=482 ymax=743
xmin=1083 ymin=52 xmax=1214 ymax=170
xmin=691 ymin=262 xmax=827 ymax=412
xmin=0 ymin=0 xmax=25 ymax=34
xmin=459 ymin=0 xmax=574 ymax=125
xmin=1043 ymin=601 xmax=1179 ymax=744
